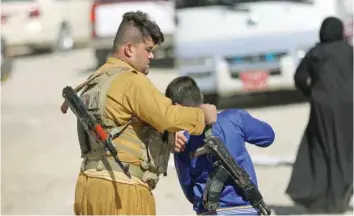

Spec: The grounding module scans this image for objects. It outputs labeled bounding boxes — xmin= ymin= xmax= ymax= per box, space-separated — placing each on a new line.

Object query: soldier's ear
xmin=124 ymin=43 xmax=134 ymax=57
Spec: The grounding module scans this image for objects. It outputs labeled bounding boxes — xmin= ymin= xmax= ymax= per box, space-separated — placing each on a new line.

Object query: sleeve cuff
xmin=190 ymin=108 xmax=205 ymax=135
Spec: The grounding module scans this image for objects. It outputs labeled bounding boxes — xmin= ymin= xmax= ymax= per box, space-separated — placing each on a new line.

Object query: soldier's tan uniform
xmin=73 ymin=57 xmax=206 ymax=215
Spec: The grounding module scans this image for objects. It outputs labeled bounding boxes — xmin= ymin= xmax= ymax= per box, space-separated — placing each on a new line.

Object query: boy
xmin=165 ymin=76 xmax=275 ymax=215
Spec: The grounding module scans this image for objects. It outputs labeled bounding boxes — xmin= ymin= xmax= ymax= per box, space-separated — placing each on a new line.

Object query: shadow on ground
xmin=269 ymin=204 xmax=353 ymax=215
xmin=269 ymin=205 xmax=307 ymax=215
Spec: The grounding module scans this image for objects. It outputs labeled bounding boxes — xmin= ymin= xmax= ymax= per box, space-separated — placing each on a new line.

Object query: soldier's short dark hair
xmin=165 ymin=76 xmax=204 ymax=107
xmin=112 ymin=10 xmax=164 ymax=52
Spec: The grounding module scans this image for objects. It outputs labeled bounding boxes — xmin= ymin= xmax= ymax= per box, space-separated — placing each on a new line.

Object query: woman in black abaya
xmin=286 ymin=17 xmax=353 ymax=214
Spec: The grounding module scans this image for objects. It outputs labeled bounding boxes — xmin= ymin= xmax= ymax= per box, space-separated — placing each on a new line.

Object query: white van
xmin=1 ymin=0 xmax=91 ymax=53
xmin=174 ymin=0 xmax=353 ymax=104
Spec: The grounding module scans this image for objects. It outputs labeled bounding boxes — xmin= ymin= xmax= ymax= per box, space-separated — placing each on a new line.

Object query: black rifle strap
xmin=203 ymin=164 xmax=230 ymax=211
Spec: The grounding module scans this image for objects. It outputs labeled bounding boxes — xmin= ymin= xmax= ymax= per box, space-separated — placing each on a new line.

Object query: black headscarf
xmin=319 ymin=17 xmax=345 ymax=43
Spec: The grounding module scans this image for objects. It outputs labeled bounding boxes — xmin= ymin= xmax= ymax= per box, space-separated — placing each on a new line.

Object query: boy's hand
xmin=174 ymin=131 xmax=187 ymax=152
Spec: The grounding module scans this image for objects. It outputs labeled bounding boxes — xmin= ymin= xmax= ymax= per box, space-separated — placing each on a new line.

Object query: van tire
xmin=56 ymin=25 xmax=74 ymax=52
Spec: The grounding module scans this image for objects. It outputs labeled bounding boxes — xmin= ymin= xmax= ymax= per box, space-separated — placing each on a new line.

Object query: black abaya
xmin=286 ymin=17 xmax=353 ymax=213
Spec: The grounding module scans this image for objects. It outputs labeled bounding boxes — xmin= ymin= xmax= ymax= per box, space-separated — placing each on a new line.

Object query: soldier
xmin=70 ymin=11 xmax=217 ymax=215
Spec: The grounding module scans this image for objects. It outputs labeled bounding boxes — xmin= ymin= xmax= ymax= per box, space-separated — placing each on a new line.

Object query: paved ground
xmin=1 ymin=49 xmax=352 ymax=215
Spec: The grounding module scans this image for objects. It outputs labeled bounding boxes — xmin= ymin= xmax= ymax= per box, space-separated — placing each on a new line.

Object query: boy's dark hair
xmin=165 ymin=76 xmax=204 ymax=107
xmin=112 ymin=10 xmax=165 ymax=52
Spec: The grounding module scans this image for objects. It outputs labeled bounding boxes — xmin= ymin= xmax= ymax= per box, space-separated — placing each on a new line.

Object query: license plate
xmin=240 ymin=70 xmax=269 ymax=91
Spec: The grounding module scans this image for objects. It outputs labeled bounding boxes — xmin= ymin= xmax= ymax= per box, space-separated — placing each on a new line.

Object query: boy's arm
xmin=239 ymin=110 xmax=275 ymax=147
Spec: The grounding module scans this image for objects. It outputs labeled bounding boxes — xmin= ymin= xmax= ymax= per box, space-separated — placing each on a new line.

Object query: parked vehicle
xmin=174 ymin=0 xmax=353 ymax=105
xmin=1 ymin=0 xmax=91 ymax=53
xmin=89 ymin=0 xmax=176 ymax=68
xmin=1 ymin=38 xmax=13 ymax=83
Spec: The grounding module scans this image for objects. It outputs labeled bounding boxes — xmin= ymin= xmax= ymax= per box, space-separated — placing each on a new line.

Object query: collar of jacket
xmin=105 ymin=57 xmax=139 ymax=74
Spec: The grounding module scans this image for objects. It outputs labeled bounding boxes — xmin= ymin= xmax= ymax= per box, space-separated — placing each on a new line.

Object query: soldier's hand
xmin=174 ymin=131 xmax=187 ymax=153
xmin=200 ymin=103 xmax=217 ymax=125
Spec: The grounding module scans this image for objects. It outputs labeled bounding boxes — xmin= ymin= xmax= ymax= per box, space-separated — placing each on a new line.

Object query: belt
xmin=81 ymin=157 xmax=145 ymax=180
xmin=199 ymin=205 xmax=260 ymax=215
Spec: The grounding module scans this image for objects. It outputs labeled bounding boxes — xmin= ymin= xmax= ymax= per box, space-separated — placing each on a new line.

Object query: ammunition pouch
xmin=139 ymin=126 xmax=173 ymax=175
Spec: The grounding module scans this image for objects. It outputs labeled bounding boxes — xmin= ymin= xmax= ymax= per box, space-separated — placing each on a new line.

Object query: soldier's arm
xmin=122 ymin=74 xmax=206 ymax=135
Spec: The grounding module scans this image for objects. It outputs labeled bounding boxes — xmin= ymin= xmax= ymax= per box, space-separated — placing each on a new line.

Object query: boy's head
xmin=165 ymin=76 xmax=203 ymax=107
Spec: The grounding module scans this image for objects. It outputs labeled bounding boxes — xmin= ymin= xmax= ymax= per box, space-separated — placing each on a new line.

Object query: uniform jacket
xmin=101 ymin=57 xmax=206 ymax=135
